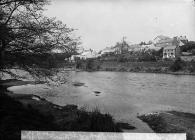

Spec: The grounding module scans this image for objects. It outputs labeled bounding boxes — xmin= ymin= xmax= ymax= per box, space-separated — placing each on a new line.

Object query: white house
xmin=163 ymin=45 xmax=181 ymax=59
xmin=153 ymin=35 xmax=186 ymax=59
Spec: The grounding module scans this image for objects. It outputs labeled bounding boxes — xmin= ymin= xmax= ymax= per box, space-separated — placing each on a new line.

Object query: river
xmin=8 ymin=71 xmax=195 ymax=132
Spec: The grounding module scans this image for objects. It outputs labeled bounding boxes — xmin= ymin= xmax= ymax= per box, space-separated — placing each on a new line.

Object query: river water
xmin=8 ymin=71 xmax=195 ymax=132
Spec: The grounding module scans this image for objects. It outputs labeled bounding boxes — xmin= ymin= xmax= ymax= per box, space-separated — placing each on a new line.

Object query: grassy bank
xmin=138 ymin=111 xmax=195 ymax=140
xmin=75 ymin=59 xmax=195 ymax=75
xmin=0 ymin=79 xmax=135 ymax=140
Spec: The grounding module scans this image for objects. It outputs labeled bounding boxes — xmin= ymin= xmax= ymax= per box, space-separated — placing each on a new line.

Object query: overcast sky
xmin=44 ymin=0 xmax=195 ymax=50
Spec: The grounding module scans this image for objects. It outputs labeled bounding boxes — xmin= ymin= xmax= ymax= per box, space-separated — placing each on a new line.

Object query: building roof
xmin=158 ymin=38 xmax=173 ymax=43
xmin=101 ymin=47 xmax=115 ymax=53
xmin=129 ymin=44 xmax=141 ymax=49
xmin=163 ymin=45 xmax=177 ymax=50
xmin=154 ymin=35 xmax=171 ymax=41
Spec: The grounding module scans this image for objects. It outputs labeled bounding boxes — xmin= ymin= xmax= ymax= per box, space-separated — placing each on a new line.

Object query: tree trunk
xmin=0 ymin=40 xmax=6 ymax=69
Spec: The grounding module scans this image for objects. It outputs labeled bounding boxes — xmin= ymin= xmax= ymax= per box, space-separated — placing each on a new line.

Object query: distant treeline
xmin=75 ymin=57 xmax=195 ymax=73
xmin=180 ymin=41 xmax=195 ymax=54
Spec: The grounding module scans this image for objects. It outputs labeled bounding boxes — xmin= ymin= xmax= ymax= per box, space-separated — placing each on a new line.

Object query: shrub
xmin=75 ymin=60 xmax=82 ymax=69
xmin=117 ymin=55 xmax=128 ymax=62
xmin=73 ymin=108 xmax=121 ymax=132
xmin=169 ymin=58 xmax=185 ymax=72
xmin=138 ymin=114 xmax=167 ymax=132
xmin=85 ymin=59 xmax=95 ymax=70
xmin=0 ymin=93 xmax=56 ymax=140
xmin=85 ymin=59 xmax=100 ymax=71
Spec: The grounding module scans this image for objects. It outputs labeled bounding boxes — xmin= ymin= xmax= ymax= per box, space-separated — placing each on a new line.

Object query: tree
xmin=180 ymin=41 xmax=195 ymax=52
xmin=114 ymin=37 xmax=130 ymax=54
xmin=0 ymin=0 xmax=80 ymax=83
xmin=139 ymin=41 xmax=147 ymax=45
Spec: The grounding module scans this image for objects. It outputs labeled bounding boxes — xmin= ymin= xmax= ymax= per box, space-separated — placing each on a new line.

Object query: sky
xmin=44 ymin=0 xmax=195 ymax=50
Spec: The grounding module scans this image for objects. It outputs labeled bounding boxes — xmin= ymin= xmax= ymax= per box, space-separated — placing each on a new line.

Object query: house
xmin=153 ymin=35 xmax=173 ymax=48
xmin=176 ymin=36 xmax=188 ymax=44
xmin=153 ymin=35 xmax=171 ymax=44
xmin=113 ymin=41 xmax=130 ymax=54
xmin=141 ymin=43 xmax=161 ymax=51
xmin=163 ymin=45 xmax=181 ymax=59
xmin=153 ymin=35 xmax=186 ymax=49
xmin=101 ymin=47 xmax=115 ymax=55
xmin=129 ymin=44 xmax=142 ymax=52
xmin=70 ymin=49 xmax=98 ymax=61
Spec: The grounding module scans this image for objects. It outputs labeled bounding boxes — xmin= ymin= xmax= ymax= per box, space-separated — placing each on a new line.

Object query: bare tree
xmin=0 ymin=0 xmax=80 ymax=82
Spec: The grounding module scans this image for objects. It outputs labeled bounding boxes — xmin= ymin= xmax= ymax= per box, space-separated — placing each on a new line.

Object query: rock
xmin=32 ymin=96 xmax=40 ymax=101
xmin=94 ymin=91 xmax=101 ymax=94
xmin=72 ymin=82 xmax=85 ymax=87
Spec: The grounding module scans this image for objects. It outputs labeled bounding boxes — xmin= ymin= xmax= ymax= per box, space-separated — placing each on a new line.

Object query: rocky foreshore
xmin=1 ymin=79 xmax=195 ymax=140
xmin=138 ymin=111 xmax=195 ymax=140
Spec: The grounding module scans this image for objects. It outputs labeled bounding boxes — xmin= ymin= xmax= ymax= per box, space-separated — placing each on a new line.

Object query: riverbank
xmin=0 ymin=79 xmax=135 ymax=140
xmin=1 ymin=79 xmax=195 ymax=140
xmin=138 ymin=111 xmax=195 ymax=140
xmin=75 ymin=60 xmax=195 ymax=75
xmin=99 ymin=61 xmax=195 ymax=75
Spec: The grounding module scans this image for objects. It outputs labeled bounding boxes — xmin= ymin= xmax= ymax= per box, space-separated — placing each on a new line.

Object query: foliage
xmin=75 ymin=59 xmax=83 ymax=69
xmin=113 ymin=37 xmax=130 ymax=54
xmin=75 ymin=59 xmax=101 ymax=71
xmin=0 ymin=91 xmax=56 ymax=140
xmin=169 ymin=58 xmax=185 ymax=72
xmin=152 ymin=48 xmax=163 ymax=58
xmin=0 ymin=88 xmax=122 ymax=139
xmin=139 ymin=41 xmax=147 ymax=45
xmin=85 ymin=59 xmax=94 ymax=70
xmin=85 ymin=59 xmax=99 ymax=71
xmin=138 ymin=112 xmax=195 ymax=140
xmin=180 ymin=41 xmax=195 ymax=52
xmin=186 ymin=61 xmax=195 ymax=72
xmin=117 ymin=55 xmax=128 ymax=62
xmin=72 ymin=108 xmax=121 ymax=132
xmin=0 ymin=0 xmax=80 ymax=82
xmin=138 ymin=52 xmax=156 ymax=62
xmin=138 ymin=114 xmax=167 ymax=132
